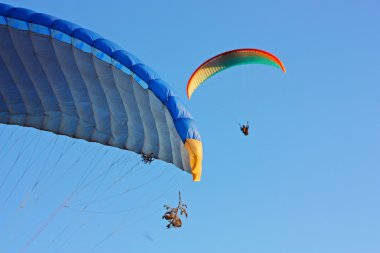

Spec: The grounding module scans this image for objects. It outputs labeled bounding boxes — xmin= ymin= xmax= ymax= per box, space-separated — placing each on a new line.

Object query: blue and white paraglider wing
xmin=0 ymin=3 xmax=202 ymax=181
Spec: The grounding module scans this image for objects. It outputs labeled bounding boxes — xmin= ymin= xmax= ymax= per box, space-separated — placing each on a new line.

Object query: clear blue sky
xmin=1 ymin=0 xmax=379 ymax=252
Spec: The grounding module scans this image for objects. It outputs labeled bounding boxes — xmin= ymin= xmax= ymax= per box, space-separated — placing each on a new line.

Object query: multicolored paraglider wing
xmin=0 ymin=3 xmax=202 ymax=181
xmin=187 ymin=48 xmax=286 ymax=99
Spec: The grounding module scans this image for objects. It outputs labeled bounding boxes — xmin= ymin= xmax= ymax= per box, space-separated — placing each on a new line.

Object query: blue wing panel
xmin=0 ymin=3 xmax=201 ymax=145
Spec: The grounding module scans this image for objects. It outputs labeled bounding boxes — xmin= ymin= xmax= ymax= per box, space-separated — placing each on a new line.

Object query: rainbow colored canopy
xmin=187 ymin=48 xmax=286 ymax=99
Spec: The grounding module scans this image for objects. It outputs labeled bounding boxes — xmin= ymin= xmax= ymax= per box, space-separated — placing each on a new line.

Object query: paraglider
xmin=0 ymin=4 xmax=202 ymax=251
xmin=186 ymin=48 xmax=285 ymax=137
xmin=141 ymin=153 xmax=155 ymax=164
xmin=239 ymin=122 xmax=250 ymax=136
xmin=162 ymin=191 xmax=188 ymax=229
xmin=186 ymin=48 xmax=286 ymax=99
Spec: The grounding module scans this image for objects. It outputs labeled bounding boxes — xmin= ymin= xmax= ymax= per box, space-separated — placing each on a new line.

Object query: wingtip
xmin=186 ymin=84 xmax=192 ymax=99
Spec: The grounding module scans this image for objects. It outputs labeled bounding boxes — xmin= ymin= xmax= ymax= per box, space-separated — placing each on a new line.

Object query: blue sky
xmin=0 ymin=0 xmax=379 ymax=252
